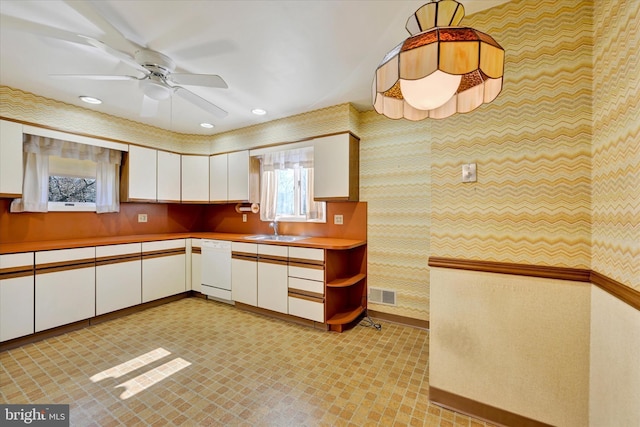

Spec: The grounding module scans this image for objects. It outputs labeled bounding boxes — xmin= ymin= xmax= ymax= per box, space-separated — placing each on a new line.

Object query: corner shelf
xmin=326 ymin=306 xmax=365 ymax=332
xmin=324 ymin=245 xmax=367 ymax=333
xmin=326 ymin=273 xmax=366 ymax=288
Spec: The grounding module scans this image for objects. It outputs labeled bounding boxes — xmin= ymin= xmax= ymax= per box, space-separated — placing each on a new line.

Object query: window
xmin=9 ymin=134 xmax=122 ymax=214
xmin=258 ymin=147 xmax=325 ymax=223
xmin=274 ymin=166 xmax=309 ymax=220
xmin=47 ymin=156 xmax=97 ymax=211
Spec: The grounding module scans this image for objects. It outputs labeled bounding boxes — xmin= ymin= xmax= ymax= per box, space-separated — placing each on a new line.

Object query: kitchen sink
xmin=244 ymin=234 xmax=309 ymax=242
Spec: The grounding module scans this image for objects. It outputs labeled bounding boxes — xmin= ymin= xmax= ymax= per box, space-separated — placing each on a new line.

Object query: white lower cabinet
xmin=142 ymin=240 xmax=186 ymax=303
xmin=191 ymin=239 xmax=202 ymax=293
xmin=287 ymin=247 xmax=325 ymax=322
xmin=96 ymin=243 xmax=142 ymax=315
xmin=257 ymin=244 xmax=288 ymax=314
xmin=35 ymin=247 xmax=96 ymax=332
xmin=0 ymin=252 xmax=34 ymax=341
xmin=231 ymin=242 xmax=257 ymax=305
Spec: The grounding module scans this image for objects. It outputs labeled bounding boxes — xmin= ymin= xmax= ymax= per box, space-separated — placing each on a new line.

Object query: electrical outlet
xmin=138 ymin=213 xmax=148 ymax=223
xmin=334 ymin=214 xmax=343 ymax=225
xmin=242 ymin=214 xmax=247 ymax=223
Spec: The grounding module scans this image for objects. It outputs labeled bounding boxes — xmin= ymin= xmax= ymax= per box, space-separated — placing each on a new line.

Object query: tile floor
xmin=1 ymin=298 xmax=495 ymax=426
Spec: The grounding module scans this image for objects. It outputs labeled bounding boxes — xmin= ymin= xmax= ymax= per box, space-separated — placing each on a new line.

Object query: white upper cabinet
xmin=209 ymin=150 xmax=258 ymax=203
xmin=209 ymin=153 xmax=228 ymax=202
xmin=157 ymin=150 xmax=181 ymax=202
xmin=313 ymin=133 xmax=359 ymax=201
xmin=181 ymin=155 xmax=209 ymax=203
xmin=228 ymin=151 xmax=250 ymax=202
xmin=0 ymin=120 xmax=24 ymax=197
xmin=123 ymin=146 xmax=181 ymax=202
xmin=123 ymin=145 xmax=157 ymax=201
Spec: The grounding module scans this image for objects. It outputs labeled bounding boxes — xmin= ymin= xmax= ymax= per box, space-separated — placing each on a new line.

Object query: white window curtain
xmin=259 ymin=147 xmax=325 ymax=222
xmin=10 ymin=135 xmax=122 ymax=213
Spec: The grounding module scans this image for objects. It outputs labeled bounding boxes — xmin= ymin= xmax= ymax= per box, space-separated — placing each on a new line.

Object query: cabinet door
xmin=0 ymin=252 xmax=34 ymax=341
xmin=182 ymin=155 xmax=209 ymax=202
xmin=313 ymin=133 xmax=359 ymax=201
xmin=232 ymin=259 xmax=257 ymax=305
xmin=35 ymin=247 xmax=95 ymax=332
xmin=157 ymin=150 xmax=181 ymax=202
xmin=36 ymin=267 xmax=96 ymax=332
xmin=0 ymin=276 xmax=34 ymax=341
xmin=257 ymin=245 xmax=288 ymax=314
xmin=209 ymin=153 xmax=228 ymax=202
xmin=96 ymin=243 xmax=142 ymax=315
xmin=0 ymin=120 xmax=24 ymax=197
xmin=231 ymin=242 xmax=257 ymax=305
xmin=227 ymin=150 xmax=249 ymax=202
xmin=127 ymin=145 xmax=157 ymax=201
xmin=141 ymin=240 xmax=186 ymax=302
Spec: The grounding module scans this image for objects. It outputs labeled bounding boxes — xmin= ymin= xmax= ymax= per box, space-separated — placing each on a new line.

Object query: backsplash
xmin=0 ymin=199 xmax=205 ymax=243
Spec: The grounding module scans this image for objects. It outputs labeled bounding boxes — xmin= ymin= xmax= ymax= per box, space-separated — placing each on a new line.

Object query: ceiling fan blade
xmin=49 ymin=74 xmax=139 ymax=81
xmin=78 ymin=36 xmax=146 ymax=73
xmin=140 ymin=95 xmax=159 ymax=117
xmin=64 ymin=0 xmax=143 ymax=51
xmin=84 ymin=0 xmax=149 ymax=48
xmin=167 ymin=74 xmax=228 ymax=89
xmin=174 ymin=87 xmax=228 ymax=119
xmin=0 ymin=14 xmax=86 ymax=45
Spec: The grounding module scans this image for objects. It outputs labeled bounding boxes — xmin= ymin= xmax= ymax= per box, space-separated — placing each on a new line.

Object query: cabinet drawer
xmin=0 ymin=252 xmax=33 ymax=269
xmin=288 ymin=265 xmax=324 ymax=282
xmin=258 ymin=244 xmax=288 ymax=257
xmin=232 ymin=242 xmax=257 ymax=253
xmin=288 ymin=247 xmax=324 ymax=262
xmin=96 ymin=243 xmax=141 ymax=258
xmin=288 ymin=295 xmax=324 ymax=323
xmin=36 ymin=247 xmax=95 ymax=265
xmin=142 ymin=239 xmax=186 ymax=252
xmin=288 ymin=277 xmax=324 ymax=295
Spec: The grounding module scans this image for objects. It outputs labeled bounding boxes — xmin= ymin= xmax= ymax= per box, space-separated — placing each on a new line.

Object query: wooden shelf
xmin=326 ymin=306 xmax=364 ymax=325
xmin=326 ymin=273 xmax=366 ymax=288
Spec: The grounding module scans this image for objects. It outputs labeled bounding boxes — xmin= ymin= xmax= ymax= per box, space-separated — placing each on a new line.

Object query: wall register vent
xmin=368 ymin=288 xmax=397 ymax=306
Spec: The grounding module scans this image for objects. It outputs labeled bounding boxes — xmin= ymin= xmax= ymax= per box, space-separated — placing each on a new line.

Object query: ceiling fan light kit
xmin=139 ymin=76 xmax=173 ymax=101
xmin=372 ymin=0 xmax=505 ymax=120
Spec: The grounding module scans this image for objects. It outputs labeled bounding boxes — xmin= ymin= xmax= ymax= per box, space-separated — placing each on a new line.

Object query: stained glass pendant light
xmin=373 ymin=0 xmax=505 ymax=120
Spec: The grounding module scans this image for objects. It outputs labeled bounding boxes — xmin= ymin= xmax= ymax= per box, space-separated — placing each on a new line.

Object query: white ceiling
xmin=0 ymin=0 xmax=510 ymax=135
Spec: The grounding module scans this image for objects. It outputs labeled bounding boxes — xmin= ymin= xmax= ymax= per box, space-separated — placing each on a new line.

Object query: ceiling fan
xmin=52 ymin=35 xmax=229 ymax=118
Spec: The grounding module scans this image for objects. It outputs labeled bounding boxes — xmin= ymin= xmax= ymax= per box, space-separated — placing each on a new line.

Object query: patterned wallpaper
xmin=592 ymin=0 xmax=640 ymax=291
xmin=431 ymin=0 xmax=593 ymax=269
xmin=359 ymin=112 xmax=431 ymax=320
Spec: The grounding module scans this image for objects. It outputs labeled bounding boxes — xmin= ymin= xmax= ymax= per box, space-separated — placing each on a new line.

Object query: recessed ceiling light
xmin=79 ymin=96 xmax=102 ymax=105
xmin=200 ymin=122 xmax=214 ymax=129
xmin=251 ymin=108 xmax=267 ymax=116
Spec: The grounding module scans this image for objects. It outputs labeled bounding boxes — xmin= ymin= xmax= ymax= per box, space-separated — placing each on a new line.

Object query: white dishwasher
xmin=201 ymin=240 xmax=232 ymax=302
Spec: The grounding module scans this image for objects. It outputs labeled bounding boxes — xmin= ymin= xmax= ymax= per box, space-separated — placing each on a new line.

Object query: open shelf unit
xmin=324 ymin=244 xmax=367 ymax=332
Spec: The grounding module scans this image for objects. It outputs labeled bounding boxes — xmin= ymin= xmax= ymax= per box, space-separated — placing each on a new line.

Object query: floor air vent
xmin=368 ymin=287 xmax=396 ymax=306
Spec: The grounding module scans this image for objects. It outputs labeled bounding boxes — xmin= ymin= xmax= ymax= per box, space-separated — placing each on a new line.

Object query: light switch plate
xmin=462 ymin=163 xmax=477 ymax=183
xmin=138 ymin=213 xmax=148 ymax=223
xmin=334 ymin=214 xmax=343 ymax=225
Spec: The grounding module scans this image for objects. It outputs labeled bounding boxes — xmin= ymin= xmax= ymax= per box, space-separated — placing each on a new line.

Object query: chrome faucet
xmin=269 ymin=220 xmax=279 ymax=236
